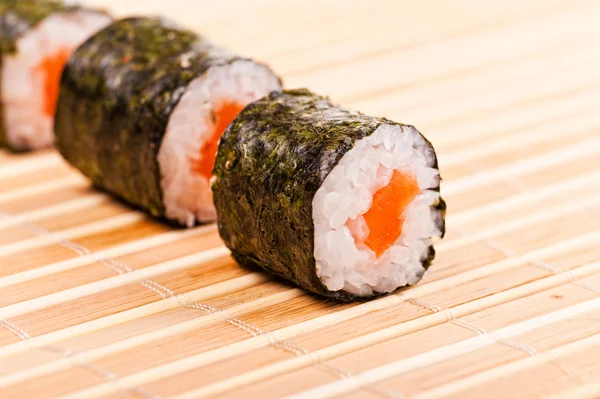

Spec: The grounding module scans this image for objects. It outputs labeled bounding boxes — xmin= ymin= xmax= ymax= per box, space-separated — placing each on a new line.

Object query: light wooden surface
xmin=1 ymin=0 xmax=600 ymax=398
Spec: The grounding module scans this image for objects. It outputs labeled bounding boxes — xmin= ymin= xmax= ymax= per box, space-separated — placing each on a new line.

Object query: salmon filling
xmin=35 ymin=49 xmax=70 ymax=118
xmin=350 ymin=169 xmax=421 ymax=257
xmin=191 ymin=101 xmax=245 ymax=179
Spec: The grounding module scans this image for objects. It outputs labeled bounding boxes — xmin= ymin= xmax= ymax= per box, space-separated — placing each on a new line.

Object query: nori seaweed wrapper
xmin=0 ymin=1 xmax=70 ymax=55
xmin=0 ymin=0 xmax=111 ymax=150
xmin=0 ymin=0 xmax=69 ymax=148
xmin=55 ymin=16 xmax=275 ymax=220
xmin=213 ymin=89 xmax=446 ymax=301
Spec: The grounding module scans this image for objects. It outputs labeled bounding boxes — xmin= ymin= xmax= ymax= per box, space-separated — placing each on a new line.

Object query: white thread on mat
xmin=0 ymin=319 xmax=31 ymax=342
xmin=0 ymin=318 xmax=158 ymax=399
xmin=475 ymin=236 xmax=600 ymax=299
xmin=0 ymin=212 xmax=399 ymax=399
xmin=461 ymin=234 xmax=591 ymax=384
xmin=402 ymin=294 xmax=583 ymax=384
xmin=440 ymin=164 xmax=599 ymax=386
xmin=4 ymin=206 xmax=593 ymax=399
xmin=0 ymin=214 xmax=163 ymax=398
xmin=475 ymin=166 xmax=600 ymax=296
xmin=448 ymin=229 xmax=590 ymax=384
xmin=7 ymin=159 xmax=599 ymax=397
xmin=175 ymin=290 xmax=400 ymax=399
xmin=1 ymin=212 xmax=175 ymax=299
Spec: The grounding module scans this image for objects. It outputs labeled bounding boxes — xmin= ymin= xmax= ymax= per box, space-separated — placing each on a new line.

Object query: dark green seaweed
xmin=0 ymin=0 xmax=69 ymax=148
xmin=0 ymin=0 xmax=111 ymax=150
xmin=55 ymin=17 xmax=274 ymax=221
xmin=0 ymin=0 xmax=69 ymax=55
xmin=213 ymin=89 xmax=446 ymax=301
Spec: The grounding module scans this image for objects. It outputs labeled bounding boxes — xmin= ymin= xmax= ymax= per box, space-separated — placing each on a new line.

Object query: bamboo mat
xmin=1 ymin=0 xmax=600 ymax=398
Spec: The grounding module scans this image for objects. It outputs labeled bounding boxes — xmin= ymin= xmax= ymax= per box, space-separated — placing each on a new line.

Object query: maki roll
xmin=55 ymin=17 xmax=282 ymax=226
xmin=213 ymin=89 xmax=445 ymax=300
xmin=0 ymin=0 xmax=112 ymax=151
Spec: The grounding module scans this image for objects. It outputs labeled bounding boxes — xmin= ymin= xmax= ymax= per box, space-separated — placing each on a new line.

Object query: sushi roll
xmin=0 ymin=0 xmax=112 ymax=151
xmin=213 ymin=89 xmax=446 ymax=301
xmin=55 ymin=17 xmax=282 ymax=226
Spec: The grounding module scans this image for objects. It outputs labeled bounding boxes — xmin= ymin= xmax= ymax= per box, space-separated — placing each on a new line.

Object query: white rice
xmin=1 ymin=10 xmax=111 ymax=150
xmin=158 ymin=60 xmax=282 ymax=227
xmin=312 ymin=124 xmax=443 ymax=297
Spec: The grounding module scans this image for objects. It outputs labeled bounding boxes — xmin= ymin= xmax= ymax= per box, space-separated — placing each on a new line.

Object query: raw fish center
xmin=34 ymin=49 xmax=70 ymax=118
xmin=349 ymin=169 xmax=421 ymax=257
xmin=191 ymin=101 xmax=245 ymax=179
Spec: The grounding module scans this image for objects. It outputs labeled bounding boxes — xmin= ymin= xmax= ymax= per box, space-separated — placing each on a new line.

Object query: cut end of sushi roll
xmin=54 ymin=16 xmax=283 ymax=226
xmin=157 ymin=60 xmax=282 ymax=226
xmin=1 ymin=7 xmax=112 ymax=151
xmin=313 ymin=123 xmax=444 ymax=297
xmin=213 ymin=89 xmax=445 ymax=301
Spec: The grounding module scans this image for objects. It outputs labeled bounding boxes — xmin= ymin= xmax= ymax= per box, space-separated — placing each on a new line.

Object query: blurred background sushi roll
xmin=55 ymin=17 xmax=282 ymax=226
xmin=213 ymin=89 xmax=446 ymax=300
xmin=0 ymin=0 xmax=112 ymax=151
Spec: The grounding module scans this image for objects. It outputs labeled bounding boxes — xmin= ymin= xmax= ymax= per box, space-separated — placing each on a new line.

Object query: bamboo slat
xmin=1 ymin=0 xmax=600 ymax=398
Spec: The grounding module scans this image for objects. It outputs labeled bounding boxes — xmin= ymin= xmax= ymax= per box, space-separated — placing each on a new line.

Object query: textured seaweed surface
xmin=0 ymin=0 xmax=69 ymax=55
xmin=213 ymin=89 xmax=446 ymax=301
xmin=55 ymin=17 xmax=246 ymax=220
xmin=0 ymin=0 xmax=69 ymax=148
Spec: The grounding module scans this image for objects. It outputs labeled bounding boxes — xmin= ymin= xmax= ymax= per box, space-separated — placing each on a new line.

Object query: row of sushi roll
xmin=1 ymin=1 xmax=446 ymax=301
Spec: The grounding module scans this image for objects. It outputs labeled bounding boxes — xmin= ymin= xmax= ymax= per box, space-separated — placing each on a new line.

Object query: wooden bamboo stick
xmin=279 ymin=297 xmax=600 ymax=399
